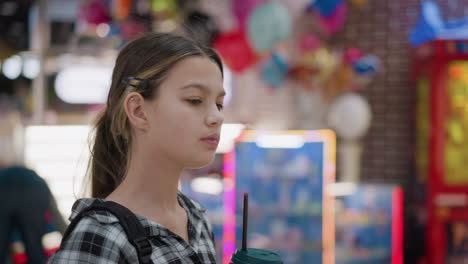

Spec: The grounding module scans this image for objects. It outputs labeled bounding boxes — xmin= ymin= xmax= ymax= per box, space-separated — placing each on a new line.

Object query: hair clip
xmin=122 ymin=76 xmax=149 ymax=90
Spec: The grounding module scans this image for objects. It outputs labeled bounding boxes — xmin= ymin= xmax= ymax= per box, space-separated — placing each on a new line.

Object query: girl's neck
xmin=106 ymin=147 xmax=184 ymax=212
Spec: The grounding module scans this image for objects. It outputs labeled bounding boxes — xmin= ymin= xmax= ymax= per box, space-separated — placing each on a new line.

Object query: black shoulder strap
xmin=61 ymin=200 xmax=153 ymax=264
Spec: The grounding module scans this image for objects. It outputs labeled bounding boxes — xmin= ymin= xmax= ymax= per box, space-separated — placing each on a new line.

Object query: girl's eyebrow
xmin=180 ymin=83 xmax=226 ymax=97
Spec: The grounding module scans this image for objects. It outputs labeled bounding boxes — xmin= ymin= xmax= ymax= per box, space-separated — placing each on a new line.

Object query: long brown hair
xmin=89 ymin=33 xmax=223 ymax=198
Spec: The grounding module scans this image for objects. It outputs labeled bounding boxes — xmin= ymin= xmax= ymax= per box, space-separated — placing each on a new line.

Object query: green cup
xmin=233 ymin=193 xmax=283 ymax=263
xmin=230 ymin=248 xmax=283 ymax=264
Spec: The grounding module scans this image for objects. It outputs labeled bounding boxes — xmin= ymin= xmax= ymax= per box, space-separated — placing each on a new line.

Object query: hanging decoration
xmin=309 ymin=0 xmax=344 ymax=16
xmin=262 ymin=53 xmax=290 ymax=88
xmin=233 ymin=0 xmax=267 ymax=30
xmin=247 ymin=1 xmax=292 ymax=52
xmin=409 ymin=1 xmax=468 ymax=46
xmin=213 ymin=30 xmax=259 ymax=73
xmin=316 ymin=1 xmax=347 ymax=36
xmin=79 ymin=0 xmax=111 ymax=25
xmin=72 ymin=0 xmax=378 ymax=102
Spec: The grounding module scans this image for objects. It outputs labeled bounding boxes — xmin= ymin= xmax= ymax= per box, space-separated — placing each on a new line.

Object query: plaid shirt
xmin=48 ymin=192 xmax=217 ymax=263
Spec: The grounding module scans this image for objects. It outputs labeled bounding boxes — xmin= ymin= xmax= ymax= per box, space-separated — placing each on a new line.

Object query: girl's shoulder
xmin=177 ymin=191 xmax=207 ymax=214
xmin=69 ymin=198 xmax=121 ymax=224
xmin=48 ymin=198 xmax=138 ymax=263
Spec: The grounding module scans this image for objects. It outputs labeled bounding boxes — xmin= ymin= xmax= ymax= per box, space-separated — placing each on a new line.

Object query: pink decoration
xmin=299 ymin=33 xmax=321 ymax=53
xmin=233 ymin=0 xmax=267 ymax=29
xmin=79 ymin=0 xmax=110 ymax=25
xmin=317 ymin=1 xmax=347 ymax=35
xmin=344 ymin=47 xmax=363 ymax=64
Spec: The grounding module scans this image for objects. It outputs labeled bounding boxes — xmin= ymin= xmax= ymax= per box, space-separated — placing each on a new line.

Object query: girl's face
xmin=142 ymin=56 xmax=225 ymax=168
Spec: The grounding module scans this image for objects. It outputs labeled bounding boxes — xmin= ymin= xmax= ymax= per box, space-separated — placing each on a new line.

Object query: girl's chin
xmin=186 ymin=154 xmax=216 ymax=169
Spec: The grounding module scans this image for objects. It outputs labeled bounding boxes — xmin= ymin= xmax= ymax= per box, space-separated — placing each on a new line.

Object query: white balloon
xmin=326 ymin=93 xmax=372 ymax=140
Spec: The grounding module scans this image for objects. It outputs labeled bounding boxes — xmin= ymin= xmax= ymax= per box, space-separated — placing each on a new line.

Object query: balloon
xmin=262 ymin=53 xmax=289 ymax=87
xmin=316 ymin=1 xmax=347 ymax=35
xmin=247 ymin=2 xmax=292 ymax=52
xmin=310 ymin=0 xmax=343 ymax=16
xmin=182 ymin=11 xmax=219 ymax=46
xmin=298 ymin=33 xmax=321 ymax=53
xmin=79 ymin=0 xmax=110 ymax=25
xmin=213 ymin=30 xmax=258 ymax=73
xmin=326 ymin=93 xmax=372 ymax=140
xmin=233 ymin=0 xmax=267 ymax=29
xmin=353 ymin=55 xmax=381 ymax=76
xmin=344 ymin=47 xmax=363 ymax=64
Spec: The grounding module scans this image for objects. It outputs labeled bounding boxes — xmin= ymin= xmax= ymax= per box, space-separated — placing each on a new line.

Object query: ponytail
xmin=89 ymin=110 xmax=129 ymax=198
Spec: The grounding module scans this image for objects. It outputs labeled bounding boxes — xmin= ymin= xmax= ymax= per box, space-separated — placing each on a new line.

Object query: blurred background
xmin=1 ymin=0 xmax=468 ymax=263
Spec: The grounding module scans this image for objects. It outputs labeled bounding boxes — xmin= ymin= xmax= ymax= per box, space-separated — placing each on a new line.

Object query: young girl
xmin=49 ymin=32 xmax=225 ymax=263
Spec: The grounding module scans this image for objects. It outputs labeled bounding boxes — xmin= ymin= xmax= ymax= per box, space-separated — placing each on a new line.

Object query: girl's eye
xmin=216 ymin=104 xmax=224 ymax=111
xmin=187 ymin=99 xmax=202 ymax=105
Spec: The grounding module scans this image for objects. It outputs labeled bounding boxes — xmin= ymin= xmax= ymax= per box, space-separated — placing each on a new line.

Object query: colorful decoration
xmin=323 ymin=64 xmax=355 ymax=99
xmin=309 ymin=0 xmax=344 ymax=16
xmin=410 ymin=1 xmax=468 ymax=46
xmin=316 ymin=1 xmax=347 ymax=35
xmin=213 ymin=30 xmax=259 ymax=73
xmin=247 ymin=2 xmax=292 ymax=52
xmin=352 ymin=55 xmax=381 ymax=76
xmin=326 ymin=93 xmax=372 ymax=140
xmin=79 ymin=0 xmax=111 ymax=25
xmin=298 ymin=33 xmax=321 ymax=53
xmin=72 ymin=0 xmax=380 ymax=102
xmin=344 ymin=47 xmax=363 ymax=64
xmin=262 ymin=53 xmax=290 ymax=87
xmin=232 ymin=0 xmax=267 ymax=29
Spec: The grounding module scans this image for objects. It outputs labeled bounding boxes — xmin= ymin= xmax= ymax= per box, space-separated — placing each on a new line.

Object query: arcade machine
xmin=223 ymin=130 xmax=336 ymax=264
xmin=334 ymin=184 xmax=403 ymax=264
xmin=410 ymin=2 xmax=468 ymax=262
xmin=413 ymin=40 xmax=468 ymax=264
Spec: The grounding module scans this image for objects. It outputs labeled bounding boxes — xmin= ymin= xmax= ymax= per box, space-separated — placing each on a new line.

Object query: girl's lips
xmin=201 ymin=138 xmax=219 ymax=146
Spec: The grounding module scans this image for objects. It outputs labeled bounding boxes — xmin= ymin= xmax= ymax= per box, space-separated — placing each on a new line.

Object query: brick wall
xmin=330 ymin=1 xmax=468 ymax=260
xmin=331 ymin=0 xmax=468 ymax=187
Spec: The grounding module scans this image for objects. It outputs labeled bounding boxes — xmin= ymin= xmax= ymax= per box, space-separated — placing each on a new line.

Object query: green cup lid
xmin=231 ymin=248 xmax=283 ymax=264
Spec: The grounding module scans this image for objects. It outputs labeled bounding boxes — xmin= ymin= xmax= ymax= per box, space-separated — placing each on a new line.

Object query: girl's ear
xmin=124 ymin=93 xmax=149 ymax=131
